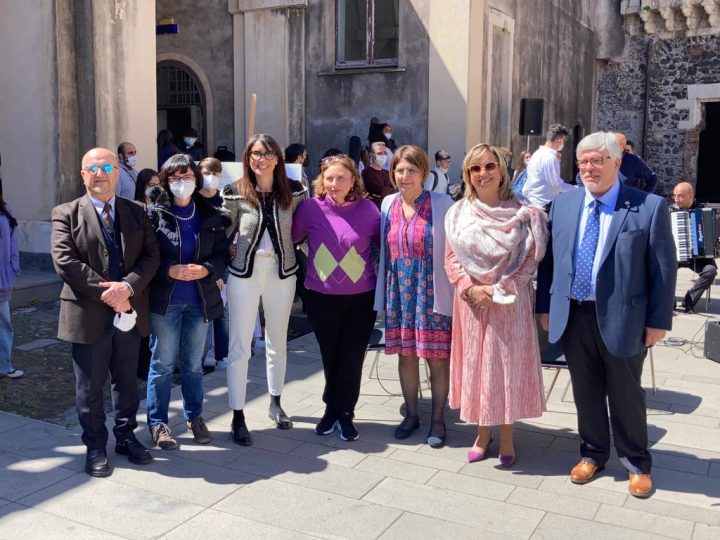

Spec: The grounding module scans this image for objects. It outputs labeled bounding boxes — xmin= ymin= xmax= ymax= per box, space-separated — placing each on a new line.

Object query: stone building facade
xmin=0 ymin=0 xmax=612 ymax=267
xmin=596 ymin=0 xmax=720 ymax=200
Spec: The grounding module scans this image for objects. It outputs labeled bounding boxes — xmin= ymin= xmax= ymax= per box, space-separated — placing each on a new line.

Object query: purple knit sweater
xmin=292 ymin=197 xmax=380 ymax=295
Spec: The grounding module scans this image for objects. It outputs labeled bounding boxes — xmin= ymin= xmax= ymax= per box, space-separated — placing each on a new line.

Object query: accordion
xmin=670 ymin=208 xmax=719 ymax=262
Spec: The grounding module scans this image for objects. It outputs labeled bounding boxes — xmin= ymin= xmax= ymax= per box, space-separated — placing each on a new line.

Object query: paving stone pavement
xmin=1 ymin=268 xmax=719 ymax=539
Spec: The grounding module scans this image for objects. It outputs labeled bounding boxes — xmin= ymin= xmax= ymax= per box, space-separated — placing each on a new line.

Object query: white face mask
xmin=524 ymin=157 xmax=531 ymax=165
xmin=125 ymin=155 xmax=137 ymax=168
xmin=384 ymin=132 xmax=392 ymax=140
xmin=184 ymin=137 xmax=197 ymax=146
xmin=438 ymin=166 xmax=449 ymax=175
xmin=169 ymin=180 xmax=195 ymax=200
xmin=203 ymin=174 xmax=220 ymax=190
xmin=374 ymin=154 xmax=387 ymax=167
xmin=556 ymin=142 xmax=564 ymax=152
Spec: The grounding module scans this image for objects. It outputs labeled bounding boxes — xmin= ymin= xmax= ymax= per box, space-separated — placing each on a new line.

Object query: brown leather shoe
xmin=628 ymin=473 xmax=653 ymax=498
xmin=570 ymin=459 xmax=603 ymax=484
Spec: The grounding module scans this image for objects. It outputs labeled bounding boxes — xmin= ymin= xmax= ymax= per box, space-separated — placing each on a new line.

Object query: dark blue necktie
xmin=571 ymin=200 xmax=601 ymax=300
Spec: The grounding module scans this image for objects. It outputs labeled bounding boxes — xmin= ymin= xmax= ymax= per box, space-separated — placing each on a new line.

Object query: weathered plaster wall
xmin=156 ymin=0 xmax=235 ymax=152
xmin=0 ymin=0 xmax=60 ymax=223
xmin=506 ymin=0 xmax=598 ymax=181
xmin=303 ymin=0 xmax=430 ymax=178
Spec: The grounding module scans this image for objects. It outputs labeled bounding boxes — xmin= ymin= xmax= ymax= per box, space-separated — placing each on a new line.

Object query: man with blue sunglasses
xmin=51 ymin=147 xmax=160 ymax=477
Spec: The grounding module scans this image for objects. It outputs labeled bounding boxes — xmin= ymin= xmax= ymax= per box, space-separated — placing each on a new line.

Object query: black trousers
xmin=560 ymin=301 xmax=651 ymax=474
xmin=305 ymin=289 xmax=376 ymax=415
xmin=682 ymin=258 xmax=717 ymax=308
xmin=72 ymin=321 xmax=141 ymax=450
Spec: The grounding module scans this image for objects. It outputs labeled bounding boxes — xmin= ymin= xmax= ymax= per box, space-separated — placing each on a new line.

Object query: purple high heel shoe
xmin=467 ymin=437 xmax=493 ymax=463
xmin=499 ymin=454 xmax=516 ymax=468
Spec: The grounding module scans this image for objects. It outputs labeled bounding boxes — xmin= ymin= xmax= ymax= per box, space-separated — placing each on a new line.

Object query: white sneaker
xmin=215 ymin=358 xmax=227 ymax=370
xmin=1 ymin=369 xmax=24 ymax=379
xmin=203 ymin=355 xmax=217 ymax=368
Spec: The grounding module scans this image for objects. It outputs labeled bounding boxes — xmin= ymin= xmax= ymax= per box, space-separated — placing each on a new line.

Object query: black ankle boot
xmin=231 ymin=409 xmax=253 ymax=446
xmin=268 ymin=395 xmax=292 ymax=429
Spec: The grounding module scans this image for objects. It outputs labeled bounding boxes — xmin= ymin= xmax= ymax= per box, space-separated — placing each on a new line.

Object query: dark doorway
xmin=156 ymin=62 xmax=205 ymax=156
xmin=696 ymin=102 xmax=720 ymax=203
xmin=570 ymin=123 xmax=584 ymax=184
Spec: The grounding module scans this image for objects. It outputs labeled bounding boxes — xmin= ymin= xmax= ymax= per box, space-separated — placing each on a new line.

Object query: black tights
xmin=398 ymin=355 xmax=449 ymax=435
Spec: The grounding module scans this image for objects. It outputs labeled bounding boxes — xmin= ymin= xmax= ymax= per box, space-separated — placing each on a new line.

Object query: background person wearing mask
xmin=116 ymin=142 xmax=138 ymax=199
xmin=134 ymin=169 xmax=160 ymax=205
xmin=198 ymin=157 xmax=230 ymax=371
xmin=179 ymin=128 xmax=203 ymax=162
xmin=362 ymin=141 xmax=394 ymax=208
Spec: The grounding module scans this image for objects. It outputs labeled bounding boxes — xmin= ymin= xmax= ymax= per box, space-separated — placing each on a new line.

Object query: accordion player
xmin=670 ymin=182 xmax=718 ymax=312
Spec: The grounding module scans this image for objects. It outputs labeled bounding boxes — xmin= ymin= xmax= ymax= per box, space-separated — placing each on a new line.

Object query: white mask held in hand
xmin=184 ymin=137 xmax=197 ymax=147
xmin=374 ymin=154 xmax=387 ymax=167
xmin=170 ymin=180 xmax=196 ymax=200
xmin=126 ymin=155 xmax=137 ymax=168
xmin=203 ymin=174 xmax=220 ymax=190
xmin=113 ymin=309 xmax=137 ymax=332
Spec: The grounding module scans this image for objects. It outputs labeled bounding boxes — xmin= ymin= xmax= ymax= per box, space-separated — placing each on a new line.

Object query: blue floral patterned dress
xmin=384 ymin=191 xmax=452 ymax=358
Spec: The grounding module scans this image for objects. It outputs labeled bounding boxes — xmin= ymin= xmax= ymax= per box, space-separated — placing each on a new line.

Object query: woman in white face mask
xmin=199 ymin=157 xmax=223 ymax=207
xmin=144 ymin=154 xmax=229 ymax=450
xmin=198 ymin=157 xmax=230 ymax=373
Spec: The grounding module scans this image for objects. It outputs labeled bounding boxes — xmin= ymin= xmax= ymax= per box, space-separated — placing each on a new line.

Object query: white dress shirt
xmin=571 ymin=179 xmax=621 ymax=301
xmin=521 ymin=145 xmax=575 ymax=206
xmin=423 ymin=167 xmax=449 ymax=194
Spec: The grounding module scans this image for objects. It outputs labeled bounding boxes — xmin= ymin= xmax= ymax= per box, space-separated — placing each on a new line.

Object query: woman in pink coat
xmin=445 ymin=143 xmax=548 ymax=467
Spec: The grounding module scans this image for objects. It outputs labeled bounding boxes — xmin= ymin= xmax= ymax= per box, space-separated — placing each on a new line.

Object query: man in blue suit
xmin=536 ymin=132 xmax=676 ymax=498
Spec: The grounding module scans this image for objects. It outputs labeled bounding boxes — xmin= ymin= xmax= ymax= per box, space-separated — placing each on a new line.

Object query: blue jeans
xmin=147 ymin=304 xmax=209 ymax=426
xmin=212 ymin=305 xmax=229 ymax=360
xmin=0 ymin=301 xmax=14 ymax=374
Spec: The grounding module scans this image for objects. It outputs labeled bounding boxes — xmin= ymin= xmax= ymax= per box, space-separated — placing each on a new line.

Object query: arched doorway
xmin=156 ymin=61 xmax=206 ymax=157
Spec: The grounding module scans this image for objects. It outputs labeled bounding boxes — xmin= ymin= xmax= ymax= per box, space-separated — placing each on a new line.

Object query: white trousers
xmin=226 ymin=256 xmax=296 ymax=409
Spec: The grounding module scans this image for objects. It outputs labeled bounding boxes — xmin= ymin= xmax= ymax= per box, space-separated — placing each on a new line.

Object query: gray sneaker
xmin=1 ymin=369 xmax=24 ymax=379
xmin=150 ymin=423 xmax=179 ymax=450
xmin=187 ymin=416 xmax=212 ymax=444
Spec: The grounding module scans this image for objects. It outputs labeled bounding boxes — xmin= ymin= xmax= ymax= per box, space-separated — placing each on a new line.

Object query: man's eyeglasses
xmin=321 ymin=154 xmax=348 ymax=165
xmin=84 ymin=163 xmax=117 ymax=175
xmin=469 ymin=162 xmax=498 ymax=174
xmin=249 ymin=150 xmax=278 ymax=161
xmin=577 ymin=156 xmax=611 ymax=168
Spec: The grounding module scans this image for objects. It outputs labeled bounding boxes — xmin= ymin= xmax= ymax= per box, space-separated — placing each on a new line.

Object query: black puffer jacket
xmin=146 ymin=186 xmax=229 ymax=321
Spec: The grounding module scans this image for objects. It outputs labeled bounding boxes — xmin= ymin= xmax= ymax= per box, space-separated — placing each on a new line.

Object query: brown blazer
xmin=51 ymin=194 xmax=161 ymax=344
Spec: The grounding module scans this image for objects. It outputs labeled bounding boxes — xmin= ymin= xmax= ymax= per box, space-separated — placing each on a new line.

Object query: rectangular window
xmin=336 ymin=0 xmax=399 ymax=68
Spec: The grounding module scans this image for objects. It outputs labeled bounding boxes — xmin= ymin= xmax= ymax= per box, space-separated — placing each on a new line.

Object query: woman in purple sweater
xmin=292 ymin=155 xmax=380 ymax=441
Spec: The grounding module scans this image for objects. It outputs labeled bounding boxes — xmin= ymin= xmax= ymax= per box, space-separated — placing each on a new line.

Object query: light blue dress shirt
xmin=571 ymin=179 xmax=621 ymax=301
xmin=88 ymin=194 xmax=116 ymax=221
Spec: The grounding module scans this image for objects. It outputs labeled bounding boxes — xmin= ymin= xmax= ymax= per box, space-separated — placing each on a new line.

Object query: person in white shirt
xmin=521 ymin=124 xmax=573 ymax=209
xmin=424 ymin=150 xmax=451 ymax=194
xmin=116 ymin=142 xmax=138 ymax=199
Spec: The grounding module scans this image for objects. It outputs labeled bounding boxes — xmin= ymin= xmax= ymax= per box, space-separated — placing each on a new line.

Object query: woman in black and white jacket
xmin=222 ymin=133 xmax=306 ymax=445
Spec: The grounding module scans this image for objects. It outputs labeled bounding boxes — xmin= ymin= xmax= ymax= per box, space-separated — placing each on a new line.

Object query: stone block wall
xmin=596 ymin=33 xmax=720 ymax=198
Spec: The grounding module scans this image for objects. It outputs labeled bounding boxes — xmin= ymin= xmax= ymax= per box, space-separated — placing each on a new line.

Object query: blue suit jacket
xmin=536 ymin=183 xmax=677 ymax=358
